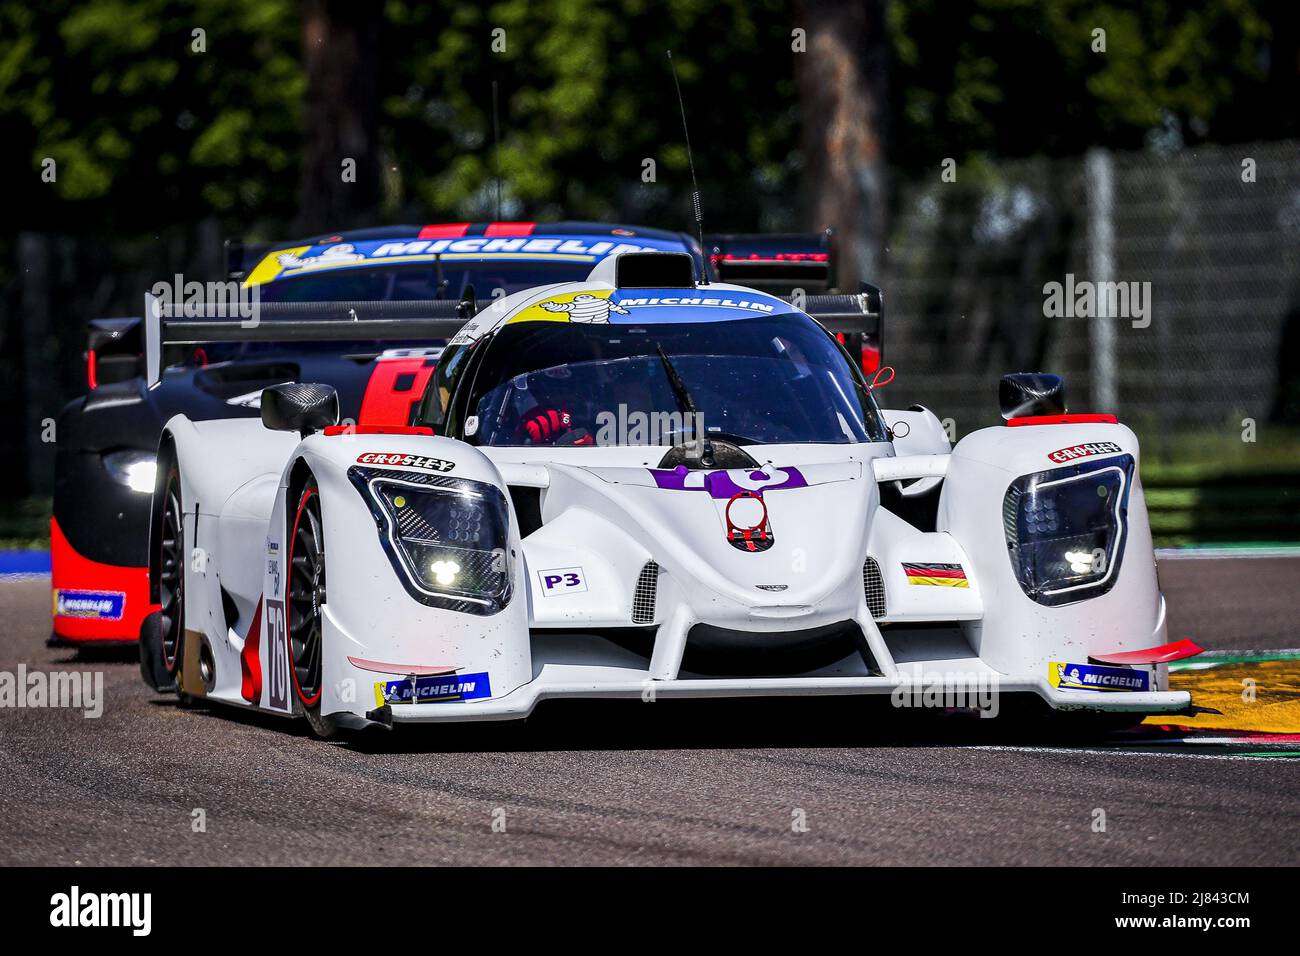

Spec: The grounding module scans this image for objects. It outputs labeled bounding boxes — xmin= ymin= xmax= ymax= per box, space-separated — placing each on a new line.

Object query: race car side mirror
xmin=261 ymin=383 xmax=339 ymax=436
xmin=999 ymin=372 xmax=1065 ymax=420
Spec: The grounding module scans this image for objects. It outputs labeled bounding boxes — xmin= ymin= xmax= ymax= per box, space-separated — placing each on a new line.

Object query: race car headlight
xmin=102 ymin=450 xmax=157 ymax=494
xmin=349 ymin=466 xmax=512 ymax=615
xmin=1002 ymin=454 xmax=1134 ymax=607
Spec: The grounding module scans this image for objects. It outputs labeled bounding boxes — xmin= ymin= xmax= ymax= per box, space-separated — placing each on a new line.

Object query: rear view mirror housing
xmin=1000 ymin=373 xmax=1066 ymax=420
xmin=261 ymin=383 xmax=339 ymax=436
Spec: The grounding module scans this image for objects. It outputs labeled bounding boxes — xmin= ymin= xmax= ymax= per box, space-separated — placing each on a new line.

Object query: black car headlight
xmin=102 ymin=449 xmax=158 ymax=494
xmin=1002 ymin=454 xmax=1134 ymax=607
xmin=349 ymin=466 xmax=513 ymax=615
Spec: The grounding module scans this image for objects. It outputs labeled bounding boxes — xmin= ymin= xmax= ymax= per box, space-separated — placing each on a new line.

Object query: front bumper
xmin=368 ymin=675 xmax=1190 ymax=724
xmin=326 ymin=624 xmax=1191 ymax=726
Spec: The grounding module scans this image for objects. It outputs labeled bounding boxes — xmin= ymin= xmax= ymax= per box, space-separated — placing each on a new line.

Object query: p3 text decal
xmin=537 ymin=567 xmax=587 ymax=596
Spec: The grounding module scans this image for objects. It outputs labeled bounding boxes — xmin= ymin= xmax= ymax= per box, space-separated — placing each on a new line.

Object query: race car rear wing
xmin=142 ymin=281 xmax=883 ymax=389
xmin=85 ymin=317 xmax=145 ymax=389
xmin=781 ymin=284 xmax=885 ymax=369
xmin=143 ymin=295 xmax=476 ymax=389
xmin=705 ymin=231 xmax=835 ymax=293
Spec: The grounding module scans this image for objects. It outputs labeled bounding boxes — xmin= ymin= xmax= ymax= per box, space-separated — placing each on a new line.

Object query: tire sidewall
xmin=159 ymin=467 xmax=184 ymax=676
xmin=287 ymin=480 xmax=336 ymax=739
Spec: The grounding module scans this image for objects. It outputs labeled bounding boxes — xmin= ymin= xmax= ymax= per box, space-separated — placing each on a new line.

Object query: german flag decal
xmin=902 ymin=563 xmax=969 ymax=587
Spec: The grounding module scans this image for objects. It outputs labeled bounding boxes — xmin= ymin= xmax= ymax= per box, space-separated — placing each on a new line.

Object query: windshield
xmin=257 ymin=261 xmax=625 ymax=302
xmin=462 ymin=315 xmax=889 ymax=447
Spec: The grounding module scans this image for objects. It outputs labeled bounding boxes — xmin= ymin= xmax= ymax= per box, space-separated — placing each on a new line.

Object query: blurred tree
xmin=375 ymin=0 xmax=801 ymax=231
xmin=794 ymin=0 xmax=890 ymax=287
xmin=887 ymin=0 xmax=1281 ymax=167
xmin=0 ymin=0 xmax=303 ymax=235
xmin=297 ymin=0 xmax=379 ymax=233
xmin=2 ymin=0 xmax=1291 ymax=242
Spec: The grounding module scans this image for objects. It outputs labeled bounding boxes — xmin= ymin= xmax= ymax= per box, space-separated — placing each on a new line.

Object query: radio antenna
xmin=491 ymin=79 xmax=503 ymax=221
xmin=667 ymin=50 xmax=707 ymax=285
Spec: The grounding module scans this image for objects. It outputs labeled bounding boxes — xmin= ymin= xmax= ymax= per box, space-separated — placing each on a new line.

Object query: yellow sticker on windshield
xmin=509 ymin=290 xmax=627 ymax=325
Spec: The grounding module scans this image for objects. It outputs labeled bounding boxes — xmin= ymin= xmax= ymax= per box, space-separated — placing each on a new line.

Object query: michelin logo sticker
xmin=618 ymin=295 xmax=776 ymax=313
xmin=376 ymin=671 xmax=492 ymax=705
xmin=511 ymin=287 xmax=794 ymax=326
xmin=1049 ymin=661 xmax=1149 ymax=692
xmin=370 ymin=237 xmax=664 ymax=259
xmin=536 ymin=294 xmax=783 ymax=322
xmin=245 ymin=234 xmax=692 ymax=288
xmin=54 ymin=590 xmax=125 ymax=621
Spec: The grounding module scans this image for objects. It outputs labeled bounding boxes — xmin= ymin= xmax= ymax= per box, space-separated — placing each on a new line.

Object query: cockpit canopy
xmin=418 ymin=294 xmax=889 ymax=448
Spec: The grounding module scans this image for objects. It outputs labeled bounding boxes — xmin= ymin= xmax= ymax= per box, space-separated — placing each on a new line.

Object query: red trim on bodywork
xmin=347 ymin=656 xmax=458 ymax=677
xmin=1007 ymin=414 xmax=1118 ymax=427
xmin=49 ymin=517 xmax=156 ymax=643
xmin=861 ymin=346 xmax=881 ymax=374
xmin=901 ymin=564 xmax=966 ymax=579
xmin=484 ymin=221 xmax=536 ymax=237
xmin=418 ymin=223 xmax=470 ymax=239
xmin=87 ymin=350 xmax=98 ymax=390
xmin=323 ymin=424 xmax=434 ymax=437
xmin=835 ymin=334 xmax=881 ymax=375
xmin=1090 ymin=639 xmax=1204 ymax=665
xmin=240 ymin=596 xmax=265 ymax=703
xmin=357 ymin=357 xmax=437 ymax=428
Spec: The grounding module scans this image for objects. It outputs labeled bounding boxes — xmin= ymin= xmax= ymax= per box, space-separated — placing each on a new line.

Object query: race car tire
xmin=153 ymin=460 xmax=198 ymax=707
xmin=137 ymin=610 xmax=176 ymax=693
xmin=287 ymin=478 xmax=337 ymax=739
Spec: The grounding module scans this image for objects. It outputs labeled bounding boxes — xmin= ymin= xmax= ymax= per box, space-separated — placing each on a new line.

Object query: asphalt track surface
xmin=0 ymin=557 xmax=1296 ymax=866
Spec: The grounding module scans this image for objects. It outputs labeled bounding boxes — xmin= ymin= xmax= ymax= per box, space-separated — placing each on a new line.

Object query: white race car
xmin=138 ymin=251 xmax=1198 ymax=736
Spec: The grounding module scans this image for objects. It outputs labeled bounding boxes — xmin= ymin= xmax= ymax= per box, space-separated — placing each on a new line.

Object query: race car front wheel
xmin=287 ymin=480 xmax=336 ymax=738
xmin=139 ymin=458 xmax=181 ymax=693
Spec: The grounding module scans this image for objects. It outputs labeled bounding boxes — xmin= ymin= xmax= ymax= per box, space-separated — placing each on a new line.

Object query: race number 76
xmin=266 ymin=599 xmax=289 ymax=710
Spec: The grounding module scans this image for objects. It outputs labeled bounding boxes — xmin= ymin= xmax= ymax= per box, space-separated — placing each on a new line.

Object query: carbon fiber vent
xmin=862 ymin=557 xmax=886 ymax=619
xmin=632 ymin=561 xmax=660 ymax=624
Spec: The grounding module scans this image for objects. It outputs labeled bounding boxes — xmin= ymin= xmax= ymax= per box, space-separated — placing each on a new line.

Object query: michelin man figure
xmin=541 ymin=293 xmax=629 ymax=324
xmin=277 ymin=243 xmax=365 ymax=270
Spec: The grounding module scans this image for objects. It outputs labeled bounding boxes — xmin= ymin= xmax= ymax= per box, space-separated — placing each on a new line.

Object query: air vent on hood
xmin=616 ymin=252 xmax=696 ymax=288
xmin=863 ymin=557 xmax=886 ymax=619
xmin=632 ymin=561 xmax=660 ymax=624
